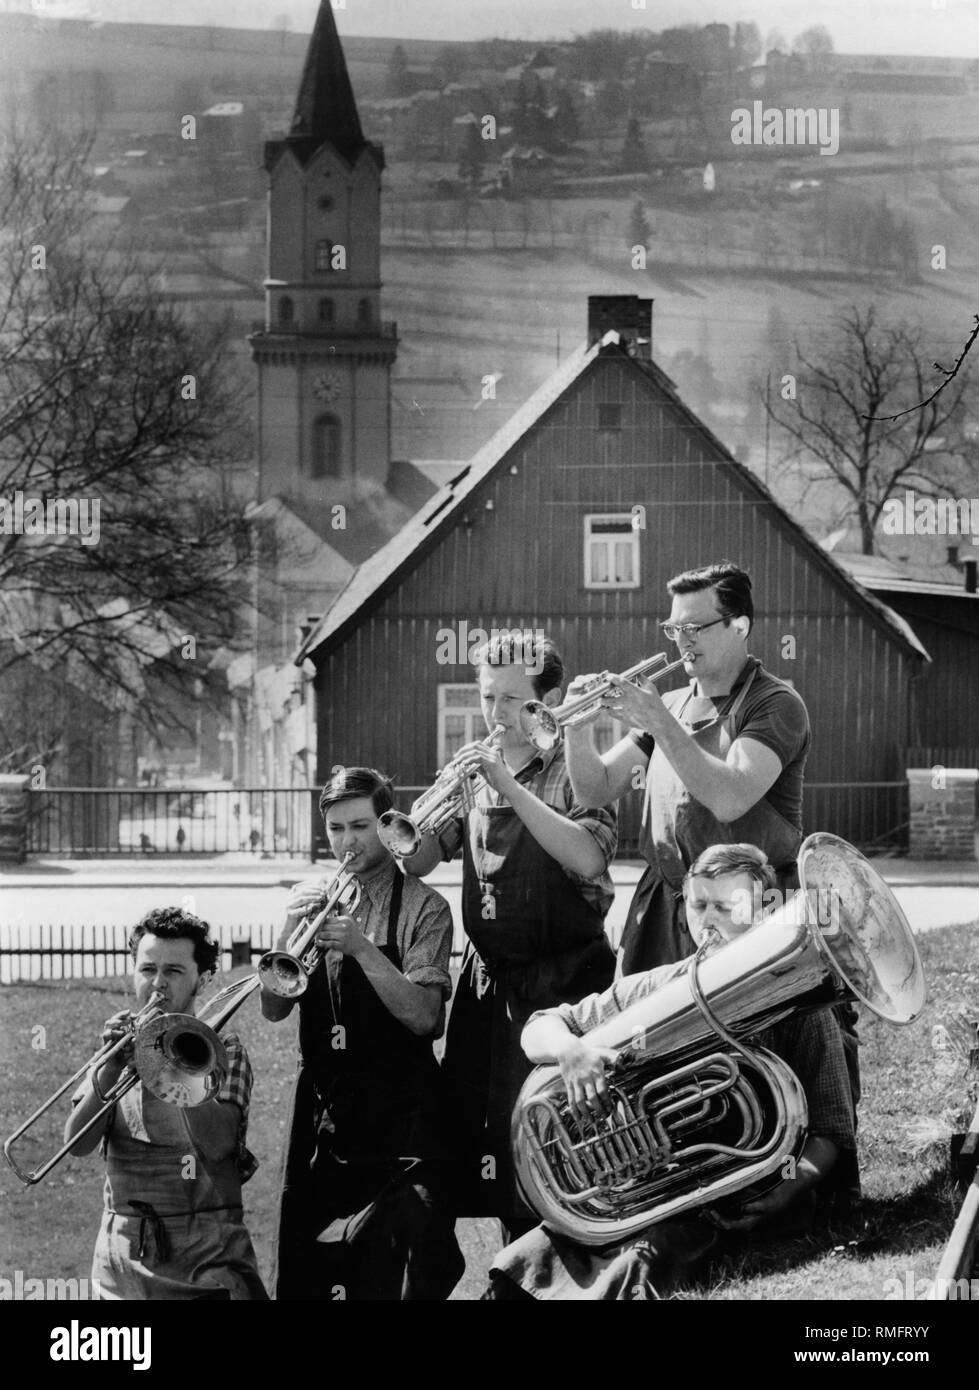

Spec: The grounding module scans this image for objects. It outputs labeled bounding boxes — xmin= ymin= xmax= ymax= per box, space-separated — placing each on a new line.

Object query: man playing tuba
xmin=484 ymin=844 xmax=857 ymax=1301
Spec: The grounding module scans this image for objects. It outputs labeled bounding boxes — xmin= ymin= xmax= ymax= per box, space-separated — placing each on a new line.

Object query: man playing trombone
xmin=402 ymin=634 xmax=617 ymax=1240
xmin=65 ymin=907 xmax=268 ymax=1300
xmin=262 ymin=766 xmax=462 ymax=1300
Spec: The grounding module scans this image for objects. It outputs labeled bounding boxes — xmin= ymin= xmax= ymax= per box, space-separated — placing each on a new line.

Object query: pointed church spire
xmin=290 ymin=1 xmax=364 ymax=156
xmin=265 ymin=1 xmax=383 ymax=170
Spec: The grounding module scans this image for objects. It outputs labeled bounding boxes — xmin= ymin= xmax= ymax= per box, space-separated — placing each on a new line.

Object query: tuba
xmin=512 ymin=833 xmax=926 ymax=1246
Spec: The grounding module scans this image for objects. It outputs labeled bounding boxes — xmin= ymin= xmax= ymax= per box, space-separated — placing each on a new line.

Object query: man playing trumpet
xmin=485 ymin=844 xmax=857 ymax=1300
xmin=263 ymin=766 xmax=462 ymax=1300
xmin=566 ymin=561 xmax=811 ymax=974
xmin=403 ymin=634 xmax=617 ymax=1240
xmin=65 ymin=907 xmax=267 ymax=1300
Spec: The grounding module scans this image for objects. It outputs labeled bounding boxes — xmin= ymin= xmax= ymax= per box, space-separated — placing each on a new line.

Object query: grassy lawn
xmin=1 ymin=923 xmax=976 ymax=1301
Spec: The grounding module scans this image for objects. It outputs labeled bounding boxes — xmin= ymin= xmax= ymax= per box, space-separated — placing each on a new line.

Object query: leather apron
xmin=443 ymin=781 xmax=615 ymax=1221
xmin=621 ymin=661 xmax=803 ymax=974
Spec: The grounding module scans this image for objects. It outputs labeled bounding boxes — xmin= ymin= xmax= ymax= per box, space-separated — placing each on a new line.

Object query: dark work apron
xmin=620 ymin=661 xmax=802 ymax=974
xmin=273 ymin=870 xmax=461 ymax=1300
xmin=443 ymin=772 xmax=616 ymax=1222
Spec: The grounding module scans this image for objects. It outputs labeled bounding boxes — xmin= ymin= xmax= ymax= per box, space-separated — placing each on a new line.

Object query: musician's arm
xmin=400 ymin=830 xmax=443 ymax=877
xmin=64 ymin=1011 xmax=134 ymax=1154
xmin=565 ymin=727 xmax=646 ymax=806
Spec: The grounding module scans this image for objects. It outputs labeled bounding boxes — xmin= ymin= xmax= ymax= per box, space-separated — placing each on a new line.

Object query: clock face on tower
xmin=312 ymin=369 xmax=342 ymax=404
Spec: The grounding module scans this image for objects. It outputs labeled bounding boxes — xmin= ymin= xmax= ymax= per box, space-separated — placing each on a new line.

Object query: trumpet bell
xmin=257 ymin=952 xmax=310 ymax=999
xmin=377 ymin=810 xmax=422 ymax=859
xmin=518 ymin=702 xmax=560 ymax=752
xmin=134 ymin=1014 xmax=229 ymax=1108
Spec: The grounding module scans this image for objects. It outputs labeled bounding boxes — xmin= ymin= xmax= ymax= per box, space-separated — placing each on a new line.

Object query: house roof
xmin=297 ymin=334 xmax=932 ymax=666
xmin=833 ymin=550 xmax=979 ymax=600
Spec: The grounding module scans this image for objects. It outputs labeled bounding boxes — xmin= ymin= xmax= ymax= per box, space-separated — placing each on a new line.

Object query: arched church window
xmin=279 ymin=296 xmax=294 ymax=326
xmin=311 ymin=414 xmax=341 ymax=479
xmin=318 ymin=298 xmax=335 ymax=324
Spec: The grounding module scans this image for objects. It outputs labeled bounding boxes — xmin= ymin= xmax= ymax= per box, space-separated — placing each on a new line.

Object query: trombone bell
xmin=134 ymin=1014 xmax=229 ymax=1108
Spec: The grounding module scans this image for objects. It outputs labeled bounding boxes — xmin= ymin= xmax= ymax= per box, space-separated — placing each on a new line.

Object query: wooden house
xmin=298 ymin=294 xmax=930 ymax=853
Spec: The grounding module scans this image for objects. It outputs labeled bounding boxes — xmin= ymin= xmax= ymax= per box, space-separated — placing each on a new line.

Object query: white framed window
xmin=584 ymin=514 xmax=640 ymax=590
xmin=437 ymin=684 xmax=483 ymax=767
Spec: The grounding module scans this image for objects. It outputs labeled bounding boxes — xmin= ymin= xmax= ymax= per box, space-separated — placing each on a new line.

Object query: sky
xmin=7 ymin=0 xmax=979 ymax=58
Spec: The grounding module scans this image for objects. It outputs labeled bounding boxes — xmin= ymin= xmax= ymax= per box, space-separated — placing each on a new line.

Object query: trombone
xmin=518 ymin=653 xmax=688 ymax=752
xmin=377 ymin=724 xmax=505 ymax=860
xmin=3 ymin=971 xmax=260 ymax=1187
xmin=257 ymin=851 xmax=362 ymax=999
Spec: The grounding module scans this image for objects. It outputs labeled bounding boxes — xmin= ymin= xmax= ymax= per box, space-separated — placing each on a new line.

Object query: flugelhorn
xmin=257 ymin=851 xmax=362 ymax=998
xmin=518 ymin=653 xmax=688 ymax=752
xmin=377 ymin=724 xmax=505 ymax=860
xmin=3 ymin=971 xmax=260 ymax=1186
xmin=512 ymin=833 xmax=926 ymax=1245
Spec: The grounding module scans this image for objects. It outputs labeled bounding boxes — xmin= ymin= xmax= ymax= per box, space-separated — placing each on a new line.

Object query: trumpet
xmin=518 ymin=653 xmax=688 ymax=752
xmin=3 ymin=972 xmax=260 ymax=1187
xmin=257 ymin=851 xmax=362 ymax=998
xmin=378 ymin=724 xmax=506 ymax=860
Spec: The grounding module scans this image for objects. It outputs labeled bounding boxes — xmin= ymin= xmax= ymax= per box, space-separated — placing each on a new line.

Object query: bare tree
xmin=764 ymin=305 xmax=972 ymax=554
xmin=0 ymin=127 xmax=252 ymax=777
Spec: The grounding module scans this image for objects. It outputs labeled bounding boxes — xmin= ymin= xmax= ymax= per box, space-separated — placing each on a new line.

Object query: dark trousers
xmin=279 ymin=1153 xmax=463 ymax=1301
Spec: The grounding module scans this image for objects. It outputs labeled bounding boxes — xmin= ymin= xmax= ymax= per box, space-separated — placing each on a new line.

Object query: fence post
xmin=0 ymin=774 xmax=29 ymax=863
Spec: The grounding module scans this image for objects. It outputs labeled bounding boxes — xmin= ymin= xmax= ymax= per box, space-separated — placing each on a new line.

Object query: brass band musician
xmin=485 ymin=844 xmax=857 ymax=1301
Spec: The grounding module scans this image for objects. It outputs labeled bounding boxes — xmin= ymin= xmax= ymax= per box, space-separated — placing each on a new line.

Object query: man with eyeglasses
xmin=565 ymin=561 xmax=811 ymax=975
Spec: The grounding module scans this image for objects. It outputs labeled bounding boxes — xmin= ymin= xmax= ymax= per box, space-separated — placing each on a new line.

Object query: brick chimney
xmin=588 ymin=295 xmax=652 ymax=360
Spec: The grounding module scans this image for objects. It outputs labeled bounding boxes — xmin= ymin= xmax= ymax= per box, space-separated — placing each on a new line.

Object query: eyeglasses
xmin=659 ymin=617 xmax=729 ymax=642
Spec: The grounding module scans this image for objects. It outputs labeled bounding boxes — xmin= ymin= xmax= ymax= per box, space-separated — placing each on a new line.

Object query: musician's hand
xmin=453 ymin=737 xmax=516 ymax=796
xmin=278 ymin=878 xmax=331 ymax=948
xmin=554 ymin=1036 xmax=619 ymax=1117
xmin=315 ymin=914 xmax=367 ymax=959
xmin=96 ymin=1011 xmax=134 ymax=1080
xmin=600 ymin=672 xmax=669 ymax=734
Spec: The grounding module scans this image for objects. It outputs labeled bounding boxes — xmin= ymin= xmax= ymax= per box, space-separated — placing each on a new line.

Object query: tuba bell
xmin=512 ymin=833 xmax=927 ymax=1246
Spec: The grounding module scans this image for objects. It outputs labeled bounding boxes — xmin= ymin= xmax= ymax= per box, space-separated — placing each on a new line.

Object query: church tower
xmin=250 ymin=1 xmax=396 ymax=524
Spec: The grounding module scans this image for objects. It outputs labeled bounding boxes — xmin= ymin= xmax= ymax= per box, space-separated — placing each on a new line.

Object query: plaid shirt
xmin=438 ymin=742 xmax=617 ymax=919
xmin=213 ymin=1031 xmax=258 ymax=1182
xmin=537 ymin=963 xmax=856 ymax=1154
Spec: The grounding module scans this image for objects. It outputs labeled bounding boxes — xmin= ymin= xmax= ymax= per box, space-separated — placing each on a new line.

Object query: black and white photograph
xmin=1 ymin=0 xmax=978 ymax=1348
